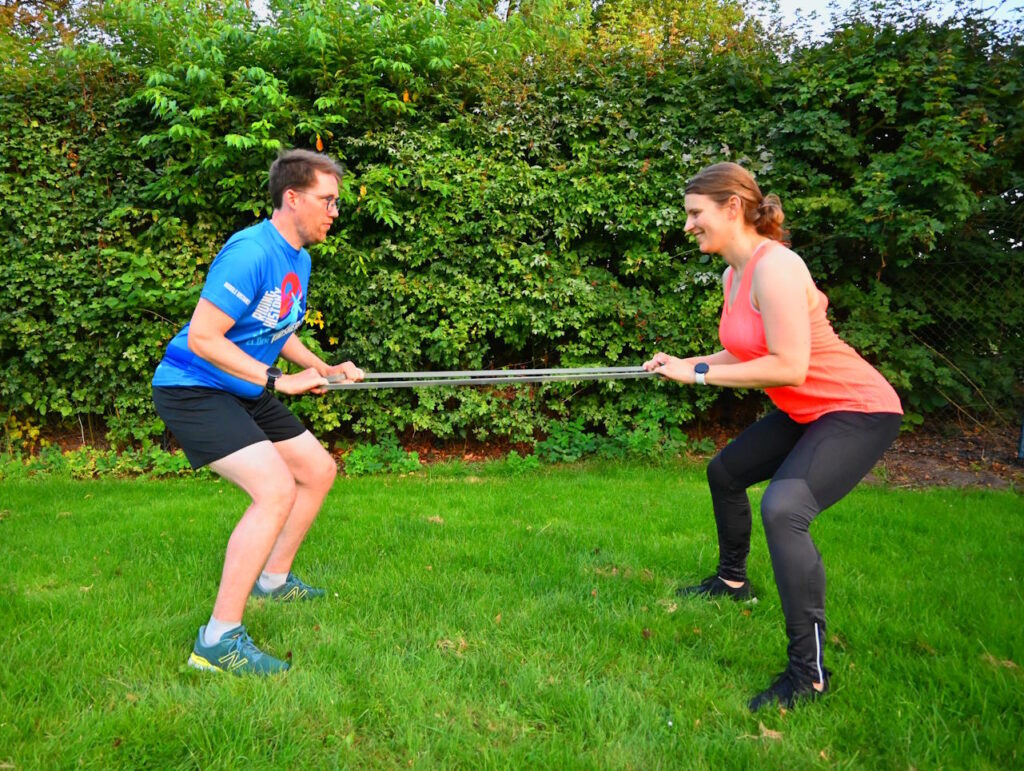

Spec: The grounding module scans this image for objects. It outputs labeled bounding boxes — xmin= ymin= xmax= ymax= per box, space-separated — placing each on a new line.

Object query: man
xmin=152 ymin=149 xmax=364 ymax=675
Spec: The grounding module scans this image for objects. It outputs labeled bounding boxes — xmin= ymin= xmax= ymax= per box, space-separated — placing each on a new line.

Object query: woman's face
xmin=684 ymin=193 xmax=734 ymax=254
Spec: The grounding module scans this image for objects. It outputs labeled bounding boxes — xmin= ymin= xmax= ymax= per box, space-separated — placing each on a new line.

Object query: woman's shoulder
xmin=756 ymin=242 xmax=809 ymax=274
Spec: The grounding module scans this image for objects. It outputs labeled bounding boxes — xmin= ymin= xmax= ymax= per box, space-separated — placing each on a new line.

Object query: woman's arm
xmin=644 ymin=349 xmax=741 ymax=372
xmin=647 ymin=251 xmax=814 ymax=387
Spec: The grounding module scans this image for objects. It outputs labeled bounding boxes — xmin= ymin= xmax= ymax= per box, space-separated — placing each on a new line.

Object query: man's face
xmin=289 ymin=170 xmax=340 ymax=247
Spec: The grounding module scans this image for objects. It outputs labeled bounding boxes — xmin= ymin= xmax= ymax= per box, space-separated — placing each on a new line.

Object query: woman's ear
xmin=726 ymin=194 xmax=743 ymax=219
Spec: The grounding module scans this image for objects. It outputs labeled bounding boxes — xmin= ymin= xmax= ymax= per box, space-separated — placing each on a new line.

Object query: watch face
xmin=267 ymin=367 xmax=283 ymax=378
xmin=695 ymin=362 xmax=710 ymax=375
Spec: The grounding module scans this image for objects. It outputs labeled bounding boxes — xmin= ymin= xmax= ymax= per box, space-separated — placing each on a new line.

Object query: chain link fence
xmin=880 ymin=195 xmax=1021 ymax=457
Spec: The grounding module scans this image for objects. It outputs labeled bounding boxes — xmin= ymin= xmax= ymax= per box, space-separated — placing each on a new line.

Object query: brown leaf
xmin=427 ymin=515 xmax=444 ymax=525
xmin=982 ymin=653 xmax=1019 ymax=670
xmin=740 ymin=722 xmax=784 ymax=742
xmin=436 ymin=636 xmax=469 ymax=656
xmin=758 ymin=722 xmax=783 ymax=741
xmin=656 ymin=598 xmax=678 ymax=614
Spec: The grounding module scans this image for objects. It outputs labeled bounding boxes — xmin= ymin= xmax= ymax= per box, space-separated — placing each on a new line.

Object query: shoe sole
xmin=187 ymin=651 xmax=289 ymax=676
xmin=187 ymin=652 xmax=226 ymax=673
xmin=678 ymin=589 xmax=758 ymax=603
xmin=250 ymin=588 xmax=325 ymax=601
xmin=749 ymin=687 xmax=827 ymax=712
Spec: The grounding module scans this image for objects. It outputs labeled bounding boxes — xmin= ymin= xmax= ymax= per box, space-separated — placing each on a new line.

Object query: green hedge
xmin=1 ymin=0 xmax=1020 ymax=449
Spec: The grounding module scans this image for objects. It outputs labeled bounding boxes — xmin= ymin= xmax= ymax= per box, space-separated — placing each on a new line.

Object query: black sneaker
xmin=677 ymin=574 xmax=753 ymax=601
xmin=748 ymin=666 xmax=830 ymax=712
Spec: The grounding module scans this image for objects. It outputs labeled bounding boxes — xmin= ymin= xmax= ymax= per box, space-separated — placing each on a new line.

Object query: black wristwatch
xmin=265 ymin=366 xmax=283 ymax=391
xmin=694 ymin=362 xmax=710 ymax=386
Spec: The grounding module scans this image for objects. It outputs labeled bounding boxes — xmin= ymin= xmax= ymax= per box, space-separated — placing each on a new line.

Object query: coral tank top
xmin=718 ymin=242 xmax=902 ymax=423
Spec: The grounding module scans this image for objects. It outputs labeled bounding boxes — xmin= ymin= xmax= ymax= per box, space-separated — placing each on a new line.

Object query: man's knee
xmin=761 ymin=478 xmax=819 ymax=537
xmin=306 ymin=446 xmax=338 ymax=490
xmin=251 ymin=473 xmax=298 ymax=517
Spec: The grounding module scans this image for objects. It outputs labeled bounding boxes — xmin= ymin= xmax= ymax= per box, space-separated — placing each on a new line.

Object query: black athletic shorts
xmin=152 ymin=386 xmax=307 ymax=469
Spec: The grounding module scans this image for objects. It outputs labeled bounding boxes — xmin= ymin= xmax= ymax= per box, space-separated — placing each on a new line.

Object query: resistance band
xmin=324 ymin=365 xmax=657 ymax=391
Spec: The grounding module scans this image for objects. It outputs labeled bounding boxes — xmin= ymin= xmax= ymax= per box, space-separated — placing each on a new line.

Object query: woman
xmin=644 ymin=162 xmax=902 ymax=711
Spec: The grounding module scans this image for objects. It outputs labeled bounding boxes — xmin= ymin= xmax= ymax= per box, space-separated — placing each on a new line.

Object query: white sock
xmin=204 ymin=617 xmax=241 ymax=647
xmin=258 ymin=571 xmax=289 ymax=592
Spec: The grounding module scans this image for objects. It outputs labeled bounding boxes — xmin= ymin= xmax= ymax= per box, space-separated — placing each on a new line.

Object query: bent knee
xmin=707 ymin=453 xmax=739 ymax=492
xmin=305 ymin=449 xmax=338 ymax=489
xmin=250 ymin=475 xmax=298 ymax=515
xmin=761 ymin=478 xmax=820 ymax=535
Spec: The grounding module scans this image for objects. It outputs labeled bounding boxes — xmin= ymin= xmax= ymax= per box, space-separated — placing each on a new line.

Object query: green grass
xmin=1 ymin=461 xmax=1021 ymax=769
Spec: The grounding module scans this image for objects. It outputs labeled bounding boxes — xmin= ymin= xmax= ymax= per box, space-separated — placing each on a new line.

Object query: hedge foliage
xmin=1 ymin=0 xmax=1021 ymax=449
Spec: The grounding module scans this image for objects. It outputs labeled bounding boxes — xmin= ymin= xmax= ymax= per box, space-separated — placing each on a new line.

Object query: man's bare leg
xmin=207 ymin=440 xmax=297 ymax=625
xmin=261 ymin=431 xmax=337 ymax=575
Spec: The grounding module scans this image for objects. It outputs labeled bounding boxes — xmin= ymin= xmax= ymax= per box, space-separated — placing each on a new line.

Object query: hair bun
xmin=754 ymin=194 xmax=786 ymax=241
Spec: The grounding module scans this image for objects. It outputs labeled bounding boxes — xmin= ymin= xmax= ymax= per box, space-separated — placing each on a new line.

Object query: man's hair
xmin=269 ymin=149 xmax=345 ymax=209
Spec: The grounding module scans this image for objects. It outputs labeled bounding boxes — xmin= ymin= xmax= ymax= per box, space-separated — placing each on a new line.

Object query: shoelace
xmin=225 ymin=627 xmax=260 ymax=658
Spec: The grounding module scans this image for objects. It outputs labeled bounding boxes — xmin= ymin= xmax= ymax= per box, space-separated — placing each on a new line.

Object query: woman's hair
xmin=269 ymin=149 xmax=346 ymax=210
xmin=684 ymin=162 xmax=788 ymax=243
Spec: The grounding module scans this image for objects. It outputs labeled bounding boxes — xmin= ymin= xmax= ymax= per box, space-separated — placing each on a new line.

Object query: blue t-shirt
xmin=152 ymin=220 xmax=311 ymax=399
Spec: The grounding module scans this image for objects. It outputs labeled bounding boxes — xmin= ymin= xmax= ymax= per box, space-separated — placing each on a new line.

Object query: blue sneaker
xmin=250 ymin=572 xmax=326 ymax=602
xmin=187 ymin=625 xmax=289 ymax=675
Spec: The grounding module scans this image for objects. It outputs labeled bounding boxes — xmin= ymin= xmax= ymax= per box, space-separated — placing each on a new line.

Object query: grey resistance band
xmin=324 ymin=365 xmax=658 ymax=391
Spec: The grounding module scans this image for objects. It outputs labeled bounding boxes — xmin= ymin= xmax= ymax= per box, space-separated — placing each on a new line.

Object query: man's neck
xmin=269 ymin=211 xmax=303 ymax=250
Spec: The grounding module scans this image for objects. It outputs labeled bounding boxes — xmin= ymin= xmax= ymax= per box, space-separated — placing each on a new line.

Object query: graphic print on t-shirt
xmin=250 ymin=271 xmax=305 ymax=344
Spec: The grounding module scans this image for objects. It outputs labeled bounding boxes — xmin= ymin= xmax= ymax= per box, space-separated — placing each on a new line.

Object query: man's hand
xmin=314 ymin=360 xmax=364 ymax=394
xmin=275 ymin=367 xmax=329 ymax=395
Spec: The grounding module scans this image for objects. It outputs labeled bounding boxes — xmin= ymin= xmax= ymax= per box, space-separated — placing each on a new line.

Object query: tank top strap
xmin=726 ymin=240 xmax=776 ymax=312
xmin=744 ymin=240 xmax=775 ymax=284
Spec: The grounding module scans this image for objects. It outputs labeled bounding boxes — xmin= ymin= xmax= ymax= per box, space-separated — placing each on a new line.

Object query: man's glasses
xmin=296 ymin=190 xmax=340 ymax=213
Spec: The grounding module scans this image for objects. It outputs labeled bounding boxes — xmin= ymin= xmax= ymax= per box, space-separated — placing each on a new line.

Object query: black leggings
xmin=707 ymin=410 xmax=902 ymax=682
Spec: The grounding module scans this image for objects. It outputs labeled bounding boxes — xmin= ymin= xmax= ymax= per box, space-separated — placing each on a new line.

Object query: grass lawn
xmin=1 ymin=461 xmax=1021 ymax=769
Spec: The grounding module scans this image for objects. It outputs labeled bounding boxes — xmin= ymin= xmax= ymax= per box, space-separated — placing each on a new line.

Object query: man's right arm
xmin=186 ymin=299 xmax=326 ymax=394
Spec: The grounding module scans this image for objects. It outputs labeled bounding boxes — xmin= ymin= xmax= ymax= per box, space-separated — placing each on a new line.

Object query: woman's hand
xmin=643 ymin=352 xmax=700 ymax=384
